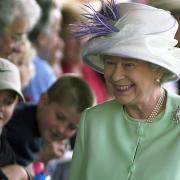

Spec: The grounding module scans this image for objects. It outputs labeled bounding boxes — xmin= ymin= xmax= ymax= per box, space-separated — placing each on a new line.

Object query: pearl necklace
xmin=146 ymin=89 xmax=165 ymax=123
xmin=123 ymin=89 xmax=165 ymax=123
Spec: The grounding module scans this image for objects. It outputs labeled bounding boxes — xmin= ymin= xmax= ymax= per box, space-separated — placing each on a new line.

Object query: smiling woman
xmin=103 ymin=56 xmax=164 ymax=113
xmin=68 ymin=1 xmax=180 ymax=180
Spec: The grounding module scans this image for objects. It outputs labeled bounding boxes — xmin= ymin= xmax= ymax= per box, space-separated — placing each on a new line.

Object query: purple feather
xmin=70 ymin=0 xmax=120 ymax=39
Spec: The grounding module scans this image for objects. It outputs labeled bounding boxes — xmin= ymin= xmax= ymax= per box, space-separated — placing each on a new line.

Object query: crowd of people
xmin=0 ymin=0 xmax=103 ymax=179
xmin=1 ymin=0 xmax=180 ymax=180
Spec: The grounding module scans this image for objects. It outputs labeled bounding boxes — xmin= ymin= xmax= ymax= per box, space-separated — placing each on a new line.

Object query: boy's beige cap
xmin=0 ymin=58 xmax=25 ymax=101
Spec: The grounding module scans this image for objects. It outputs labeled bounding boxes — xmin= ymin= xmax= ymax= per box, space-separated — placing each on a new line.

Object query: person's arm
xmin=25 ymin=141 xmax=66 ymax=178
xmin=36 ymin=140 xmax=66 ymax=166
xmin=1 ymin=164 xmax=30 ymax=180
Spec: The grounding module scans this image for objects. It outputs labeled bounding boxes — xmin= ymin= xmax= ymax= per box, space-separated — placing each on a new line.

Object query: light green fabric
xmin=69 ymin=91 xmax=180 ymax=180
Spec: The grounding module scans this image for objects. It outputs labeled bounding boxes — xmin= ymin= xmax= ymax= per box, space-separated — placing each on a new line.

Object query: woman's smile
xmin=113 ymin=83 xmax=134 ymax=92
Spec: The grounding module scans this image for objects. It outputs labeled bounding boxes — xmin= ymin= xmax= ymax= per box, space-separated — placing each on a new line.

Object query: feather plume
xmin=70 ymin=0 xmax=120 ymax=39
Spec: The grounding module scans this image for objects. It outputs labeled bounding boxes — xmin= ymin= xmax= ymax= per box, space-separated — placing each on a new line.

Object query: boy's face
xmin=0 ymin=90 xmax=18 ymax=128
xmin=37 ymin=95 xmax=80 ymax=142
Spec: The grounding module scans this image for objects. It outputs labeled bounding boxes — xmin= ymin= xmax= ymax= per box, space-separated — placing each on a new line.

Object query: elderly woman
xmin=69 ymin=1 xmax=180 ymax=180
xmin=0 ymin=0 xmax=41 ymax=60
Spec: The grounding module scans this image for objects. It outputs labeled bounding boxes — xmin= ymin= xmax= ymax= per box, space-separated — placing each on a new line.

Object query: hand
xmin=1 ymin=164 xmax=29 ymax=180
xmin=36 ymin=140 xmax=67 ymax=165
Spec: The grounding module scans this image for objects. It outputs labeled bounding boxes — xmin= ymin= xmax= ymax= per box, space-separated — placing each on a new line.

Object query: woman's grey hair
xmin=0 ymin=0 xmax=41 ymax=32
xmin=101 ymin=55 xmax=173 ymax=84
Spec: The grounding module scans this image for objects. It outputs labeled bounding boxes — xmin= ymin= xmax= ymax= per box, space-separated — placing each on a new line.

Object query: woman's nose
xmin=111 ymin=64 xmax=125 ymax=82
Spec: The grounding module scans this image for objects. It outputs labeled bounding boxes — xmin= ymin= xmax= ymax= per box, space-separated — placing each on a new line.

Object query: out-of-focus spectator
xmin=0 ymin=0 xmax=41 ymax=60
xmin=61 ymin=4 xmax=109 ymax=104
xmin=44 ymin=8 xmax=64 ymax=77
xmin=0 ymin=0 xmax=41 ymax=95
xmin=9 ymin=37 xmax=36 ymax=90
xmin=23 ymin=0 xmax=64 ymax=103
xmin=0 ymin=0 xmax=41 ymax=178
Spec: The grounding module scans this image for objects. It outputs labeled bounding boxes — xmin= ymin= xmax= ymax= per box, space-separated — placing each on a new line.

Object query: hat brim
xmin=0 ymin=81 xmax=25 ymax=102
xmin=82 ymin=35 xmax=180 ymax=82
xmin=148 ymin=0 xmax=180 ymax=13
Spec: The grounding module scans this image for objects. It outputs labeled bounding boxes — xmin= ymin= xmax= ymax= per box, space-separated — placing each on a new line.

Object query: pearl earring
xmin=155 ymin=78 xmax=160 ymax=83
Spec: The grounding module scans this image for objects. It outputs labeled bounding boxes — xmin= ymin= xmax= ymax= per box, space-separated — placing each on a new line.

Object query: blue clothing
xmin=23 ymin=55 xmax=57 ymax=103
xmin=34 ymin=173 xmax=46 ymax=180
xmin=5 ymin=104 xmax=43 ymax=166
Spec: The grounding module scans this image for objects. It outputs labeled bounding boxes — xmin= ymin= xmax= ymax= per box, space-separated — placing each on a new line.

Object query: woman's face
xmin=0 ymin=16 xmax=27 ymax=59
xmin=103 ymin=56 xmax=160 ymax=106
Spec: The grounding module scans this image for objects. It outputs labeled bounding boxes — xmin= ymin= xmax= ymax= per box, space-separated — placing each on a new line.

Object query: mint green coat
xmin=69 ymin=92 xmax=180 ymax=180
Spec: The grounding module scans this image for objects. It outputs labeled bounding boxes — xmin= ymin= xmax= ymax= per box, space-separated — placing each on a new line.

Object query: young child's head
xmin=37 ymin=74 xmax=95 ymax=142
xmin=0 ymin=58 xmax=24 ymax=129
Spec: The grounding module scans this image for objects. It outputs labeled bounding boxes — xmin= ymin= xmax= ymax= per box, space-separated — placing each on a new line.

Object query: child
xmin=0 ymin=58 xmax=29 ymax=179
xmin=6 ymin=74 xmax=95 ymax=177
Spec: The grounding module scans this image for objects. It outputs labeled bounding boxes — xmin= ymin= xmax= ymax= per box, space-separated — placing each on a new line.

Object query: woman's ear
xmin=38 ymin=93 xmax=48 ymax=108
xmin=155 ymin=67 xmax=165 ymax=82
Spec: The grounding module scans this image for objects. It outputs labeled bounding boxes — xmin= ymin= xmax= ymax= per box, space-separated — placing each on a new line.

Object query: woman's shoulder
xmin=166 ymin=91 xmax=180 ymax=109
xmin=85 ymin=99 xmax=122 ymax=114
xmin=167 ymin=91 xmax=180 ymax=102
xmin=81 ymin=100 xmax=123 ymax=126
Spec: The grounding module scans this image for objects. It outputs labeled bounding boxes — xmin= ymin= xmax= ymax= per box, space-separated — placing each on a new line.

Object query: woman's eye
xmin=104 ymin=60 xmax=115 ymax=65
xmin=123 ymin=63 xmax=135 ymax=69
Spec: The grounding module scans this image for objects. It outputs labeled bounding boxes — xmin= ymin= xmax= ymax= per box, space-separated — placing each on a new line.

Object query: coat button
xmin=129 ymin=164 xmax=136 ymax=172
xmin=137 ymin=126 xmax=144 ymax=137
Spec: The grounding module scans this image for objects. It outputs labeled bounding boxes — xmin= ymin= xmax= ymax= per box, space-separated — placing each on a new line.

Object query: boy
xmin=6 ymin=74 xmax=95 ymax=175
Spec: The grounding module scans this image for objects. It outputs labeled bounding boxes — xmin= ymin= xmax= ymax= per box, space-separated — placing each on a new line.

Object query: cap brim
xmin=0 ymin=81 xmax=25 ymax=102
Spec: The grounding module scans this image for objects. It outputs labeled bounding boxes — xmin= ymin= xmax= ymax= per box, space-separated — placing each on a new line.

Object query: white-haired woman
xmin=0 ymin=0 xmax=41 ymax=60
xmin=69 ymin=1 xmax=180 ymax=180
